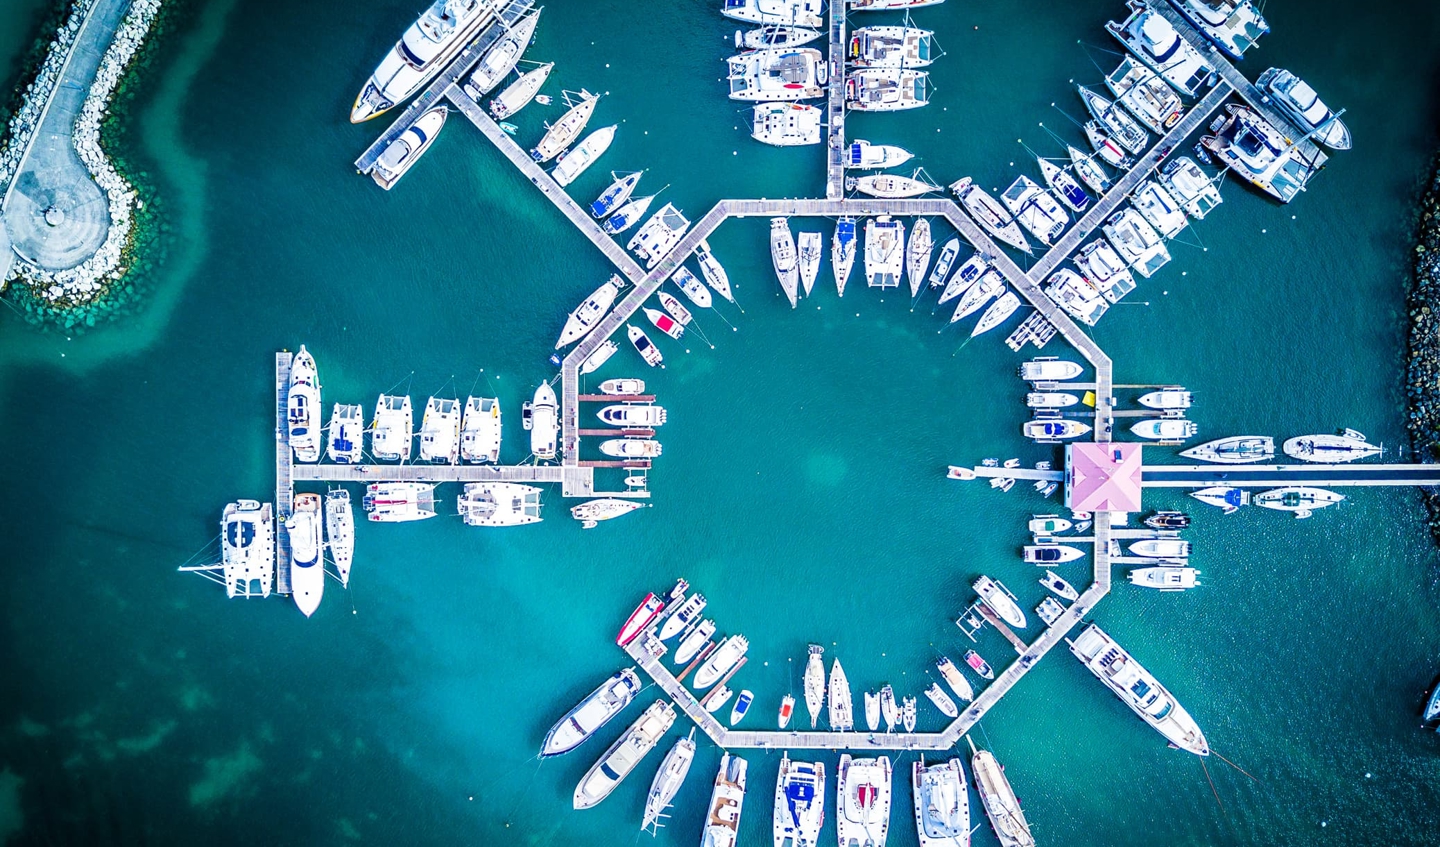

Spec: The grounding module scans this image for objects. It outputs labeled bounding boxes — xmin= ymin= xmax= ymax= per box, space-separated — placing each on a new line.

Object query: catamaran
xmin=1133 ymin=180 xmax=1188 ymax=239
xmin=774 ymin=753 xmax=825 ymax=847
xmin=642 ymin=729 xmax=696 ymax=833
xmin=541 ymin=668 xmax=642 ymax=757
xmin=752 ymin=102 xmax=822 ymax=146
xmin=573 ymin=700 xmax=676 ymax=809
xmin=913 ymin=758 xmax=969 ymax=847
xmin=969 ymin=739 xmax=1035 ymax=847
xmin=1103 ymin=207 xmax=1170 ymax=278
xmin=531 ymin=91 xmax=600 ymax=162
xmin=804 ymin=644 xmax=826 ymax=727
xmin=1283 ymin=431 xmax=1381 ymax=462
xmin=906 ymin=218 xmax=932 ymax=298
xmin=363 ymin=482 xmax=437 ymax=522
xmin=629 ymin=203 xmax=690 ymax=268
xmin=351 ymin=0 xmax=496 ymax=123
xmin=1044 ymin=268 xmax=1108 ymax=326
xmin=460 ymin=396 xmax=502 ymax=463
xmin=1001 ymin=175 xmax=1069 ymax=246
xmin=864 ymin=215 xmax=905 ymax=289
xmin=1104 ymin=56 xmax=1184 ymax=135
xmin=1074 ymin=239 xmax=1136 ymax=304
xmin=846 ymin=68 xmax=929 ymax=111
xmin=553 ymin=125 xmax=617 ymax=188
xmin=833 ymin=217 xmax=858 ymax=296
xmin=287 ymin=346 xmax=321 ymax=463
xmin=721 ymin=0 xmax=823 ymax=28
xmin=1160 ymin=157 xmax=1223 ymax=220
xmin=461 ymin=10 xmax=540 ymax=99
xmin=1169 ymin=0 xmax=1269 ymax=60
xmin=327 ymin=403 xmax=364 ymax=464
xmin=1257 ymin=68 xmax=1351 ymax=150
xmin=950 ymin=178 xmax=1031 ymax=253
xmin=849 ymin=25 xmax=934 ymax=68
xmin=324 ymin=489 xmax=354 ymax=587
xmin=1201 ymin=105 xmax=1314 ymax=203
xmin=371 ymin=394 xmax=413 ymax=461
xmin=1107 ymin=0 xmax=1216 ymax=96
xmin=220 ymin=500 xmax=273 ymax=598
xmin=1069 ymin=623 xmax=1209 ymax=755
xmin=490 ymin=61 xmax=553 ymax=120
xmin=287 ymin=493 xmax=324 ymax=617
xmin=701 ymin=753 xmax=748 ymax=847
xmin=458 ymin=482 xmax=542 ymax=526
xmin=771 ymin=217 xmax=800 ymax=307
xmin=418 ymin=396 xmax=462 ymax=463
xmin=1181 ymin=435 xmax=1273 ymax=463
xmin=371 ymin=105 xmax=448 ymax=190
xmin=829 ymin=657 xmax=854 ymax=731
xmin=797 ymin=231 xmax=822 ymax=297
xmin=728 ymin=48 xmax=827 ymax=101
xmin=836 ymin=755 xmax=893 ymax=847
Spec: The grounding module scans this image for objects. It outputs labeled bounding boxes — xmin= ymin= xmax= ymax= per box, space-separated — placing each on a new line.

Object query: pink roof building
xmin=1065 ymin=442 xmax=1143 ymax=513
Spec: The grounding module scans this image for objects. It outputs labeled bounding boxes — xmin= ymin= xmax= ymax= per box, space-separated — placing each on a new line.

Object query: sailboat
xmin=695 ymin=241 xmax=736 ymax=303
xmin=531 ymin=91 xmax=600 ymax=162
xmin=490 ymin=61 xmax=553 ymax=120
xmin=641 ymin=729 xmax=696 ymax=834
xmin=602 ymin=192 xmax=655 ymax=235
xmin=771 ymin=217 xmax=800 ymax=307
xmin=797 ymin=231 xmax=822 ymax=297
xmin=556 ymin=276 xmax=622 ymax=348
xmin=829 ymin=657 xmax=854 ymax=731
xmin=972 ymin=290 xmax=1020 ymax=337
xmin=969 ymin=738 xmax=1035 ymax=847
xmin=590 ymin=171 xmax=642 ymax=219
xmin=906 ymin=218 xmax=933 ymax=298
xmin=804 ymin=644 xmax=826 ymax=728
xmin=950 ymin=178 xmax=1031 ymax=253
xmin=832 ymin=217 xmax=857 ymax=296
xmin=324 ymin=489 xmax=354 ymax=587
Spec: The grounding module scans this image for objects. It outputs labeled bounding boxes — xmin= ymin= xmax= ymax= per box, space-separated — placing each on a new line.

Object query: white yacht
xmin=573 ymin=700 xmax=677 ymax=810
xmin=1038 ymin=158 xmax=1091 ymax=213
xmin=659 ymin=593 xmax=707 ymax=641
xmin=371 ymin=394 xmax=413 ymax=461
xmin=602 ymin=192 xmax=655 ymax=235
xmin=850 ymin=0 xmax=945 ymax=8
xmin=1191 ymin=486 xmax=1248 ymax=514
xmin=1130 ymin=418 xmax=1198 ymax=441
xmin=1044 ymin=268 xmax=1108 ymax=326
xmin=804 ymin=644 xmax=826 ymax=727
xmin=1254 ymin=486 xmax=1345 ymax=519
xmin=864 ymin=691 xmax=881 ymax=731
xmin=913 ymin=759 xmax=969 ymax=847
xmin=1257 ymin=68 xmax=1351 ymax=150
xmin=1130 ymin=566 xmax=1200 ymax=591
xmin=1106 ymin=0 xmax=1215 ymax=96
xmin=728 ymin=48 xmax=827 ymax=101
xmin=1133 ymin=180 xmax=1188 ymax=239
xmin=287 ymin=493 xmax=324 ymax=618
xmin=1105 ymin=56 xmax=1183 ymax=135
xmin=1085 ymin=120 xmax=1134 ymax=169
xmin=1283 ymin=431 xmax=1380 ymax=462
xmin=846 ymin=69 xmax=929 ymax=111
xmin=972 ymin=290 xmax=1020 ymax=337
xmin=327 ymin=403 xmax=364 ymax=464
xmin=927 ymin=238 xmax=960 ymax=291
xmin=851 ymin=173 xmax=939 ymax=198
xmin=489 ymin=61 xmax=553 ymax=120
xmin=1079 ymin=87 xmax=1148 ymax=156
xmin=642 ymin=730 xmax=696 ymax=833
xmin=351 ymin=0 xmax=495 ymax=122
xmin=461 ymin=10 xmax=540 ymax=98
xmin=938 ymin=252 xmax=987 ymax=305
xmin=1070 ymin=146 xmax=1112 ymax=197
xmin=864 ymin=216 xmax=905 ymax=289
xmin=1000 ymin=175 xmax=1069 ymax=246
xmin=590 ymin=171 xmax=642 ymax=219
xmin=598 ymin=404 xmax=666 ymax=427
xmin=752 ymin=103 xmax=822 ymax=146
xmin=974 ymin=575 xmax=1026 ymax=629
xmin=949 ymin=269 xmax=1003 ymax=324
xmin=849 ymin=26 xmax=934 ymax=68
xmin=1160 ymin=157 xmax=1223 ymax=220
xmin=627 ymin=325 xmax=664 ymax=368
xmin=1023 ymin=419 xmax=1091 ymax=441
xmin=1181 ymin=435 xmax=1273 ymax=463
xmin=629 ymin=203 xmax=690 ymax=269
xmin=542 ymin=669 xmax=642 ymax=757
xmin=924 ymin=683 xmax=958 ymax=717
xmin=1021 ymin=357 xmax=1083 ymax=382
xmin=371 ymin=106 xmax=448 ymax=190
xmin=556 ymin=275 xmax=622 ymax=348
xmin=832 ymin=217 xmax=858 ymax=296
xmin=363 ymin=482 xmax=437 ymax=522
xmin=529 ymin=382 xmax=558 ymax=460
xmin=1023 ymin=544 xmax=1085 ymax=564
xmin=1169 ymin=0 xmax=1269 ymax=60
xmin=836 ymin=755 xmax=892 ymax=847
xmin=287 ymin=345 xmax=321 ymax=463
xmin=1130 ymin=538 xmax=1190 ymax=558
xmin=675 ymin=619 xmax=717 ymax=666
xmin=797 ymin=231 xmax=823 ymax=297
xmin=1070 ymin=623 xmax=1209 ymax=755
xmin=951 ymin=178 xmax=1031 ymax=253
xmin=829 ymin=657 xmax=854 ymax=731
xmin=1103 ymin=207 xmax=1170 ymax=278
xmin=324 ymin=489 xmax=354 ymax=587
xmin=458 ymin=482 xmax=542 ymax=526
xmin=460 ymin=396 xmax=502 ymax=463
xmin=672 ymin=266 xmax=714 ymax=308
xmin=906 ymin=218 xmax=932 ymax=298
xmin=531 ymin=91 xmax=600 ymax=163
xmin=935 ymin=656 xmax=973 ymax=702
xmin=696 ymin=242 xmax=736 ymax=303
xmin=1139 ymin=390 xmax=1191 ymax=410
xmin=702 ymin=753 xmax=749 ymax=847
xmin=581 ymin=340 xmax=618 ymax=374
xmin=553 ymin=125 xmax=617 ymax=187
xmin=570 ymin=498 xmax=642 ymax=529
xmin=220 ymin=500 xmax=274 ymax=598
xmin=721 ymin=0 xmax=823 ymax=28
xmin=774 ymin=753 xmax=825 ymax=847
xmin=771 ymin=217 xmax=800 ymax=307
xmin=418 ymin=396 xmax=462 ymax=463
xmin=694 ymin=635 xmax=750 ymax=689
xmin=738 ymin=24 xmax=821 ymax=49
xmin=969 ymin=740 xmax=1035 ymax=847
xmin=846 ymin=140 xmax=913 ymax=170
xmin=1201 ymin=104 xmax=1314 ymax=203
xmin=1073 ymin=239 xmax=1136 ymax=304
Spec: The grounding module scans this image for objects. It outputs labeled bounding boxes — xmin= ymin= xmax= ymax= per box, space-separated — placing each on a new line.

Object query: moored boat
xmin=728 ymin=48 xmax=827 ymax=101
xmin=1074 ymin=239 xmax=1137 ymax=305
xmin=618 ymin=591 xmax=664 ymax=646
xmin=798 ymin=231 xmax=823 ymax=297
xmin=1038 ymin=157 xmax=1090 ymax=213
xmin=906 ymin=218 xmax=933 ymax=298
xmin=1257 ymin=67 xmax=1351 ymax=151
xmin=541 ymin=668 xmax=642 ymax=757
xmin=659 ymin=593 xmax=706 ymax=641
xmin=836 ymin=755 xmax=893 ymax=847
xmin=629 ymin=203 xmax=691 ymax=268
xmin=599 ymin=438 xmax=662 ymax=459
xmin=1129 ymin=566 xmax=1201 ymax=591
xmin=327 ymin=402 xmax=364 ymax=464
xmin=570 ymin=498 xmax=642 ymax=530
xmin=529 ymin=382 xmax=558 ymax=460
xmin=936 ymin=656 xmax=973 ymax=702
xmin=675 ymin=619 xmax=717 ymax=665
xmin=694 ymin=635 xmax=750 ymax=689
xmin=1180 ymin=435 xmax=1273 ymax=464
xmin=490 ymin=61 xmax=553 ymax=120
xmin=1138 ymin=389 xmax=1192 ymax=409
xmin=1130 ymin=538 xmax=1190 ymax=558
xmin=573 ymin=700 xmax=677 ymax=809
xmin=1282 ymin=431 xmax=1381 ymax=462
xmin=418 ymin=396 xmax=462 ymax=463
xmin=951 ymin=178 xmax=1031 ymax=253
xmin=590 ymin=172 xmax=642 ymax=219
xmin=581 ymin=340 xmax=618 ymax=374
xmin=642 ymin=729 xmax=696 ymax=833
xmin=1130 ymin=418 xmax=1198 ymax=441
xmin=1190 ymin=485 xmax=1248 ymax=514
xmin=462 ymin=10 xmax=540 ymax=98
xmin=350 ymin=0 xmax=495 ymax=123
xmin=696 ymin=243 xmax=736 ymax=303
xmin=864 ymin=215 xmax=906 ymax=289
xmin=832 ymin=217 xmax=858 ymax=296
xmin=1022 ymin=419 xmax=1091 ymax=441
xmin=846 ymin=68 xmax=929 ymax=111
xmin=969 ymin=739 xmax=1035 ymax=847
xmin=721 ymin=0 xmax=823 ymax=28
xmin=778 ymin=694 xmax=796 ymax=728
xmin=730 ymin=690 xmax=754 ymax=725
xmin=913 ymin=758 xmax=969 ymax=847
xmin=1039 ymin=570 xmax=1079 ymax=601
xmin=846 ymin=140 xmax=914 ymax=170
xmin=1106 ymin=0 xmax=1215 ymax=96
xmin=1001 ymin=175 xmax=1069 ymax=246
xmin=460 ymin=396 xmax=502 ymax=463
xmin=458 ymin=482 xmax=542 ymax=527
xmin=964 ymin=650 xmax=994 ymax=681
xmin=1160 ymin=156 xmax=1223 ymax=220
xmin=1069 ymin=622 xmax=1209 ymax=755
xmin=1103 ymin=206 xmax=1171 ymax=278
xmin=370 ymin=105 xmax=449 ymax=191
xmin=972 ymin=290 xmax=1020 ymax=337
xmin=752 ymin=102 xmax=822 ymax=146
xmin=1023 ymin=544 xmax=1084 ymax=564
xmin=531 ymin=91 xmax=600 ymax=162
xmin=644 ymin=307 xmax=685 ymax=341
xmin=1144 ymin=510 xmax=1190 ymax=529
xmin=1253 ymin=486 xmax=1345 ymax=519
xmin=924 ymin=683 xmax=958 ymax=717
xmin=363 ymin=482 xmax=437 ymax=522
xmin=738 ymin=24 xmax=821 ymax=50
xmin=1133 ymin=179 xmax=1188 ymax=239
xmin=927 ymin=237 xmax=960 ymax=291
xmin=1105 ymin=56 xmax=1184 ymax=135
xmin=829 ymin=658 xmax=854 ymax=731
xmin=324 ymin=489 xmax=355 ymax=587
xmin=773 ymin=752 xmax=825 ymax=847
xmin=287 ymin=346 xmax=321 ymax=463
xmin=1079 ymin=86 xmax=1148 ymax=156
xmin=287 ymin=493 xmax=324 ymax=618
xmin=804 ymin=644 xmax=826 ymax=727
xmin=973 ymin=575 xmax=1026 ymax=629
xmin=771 ymin=217 xmax=800 ymax=307
xmin=1069 ymin=144 xmax=1112 ymax=193
xmin=1201 ymin=104 xmax=1314 ymax=203
xmin=628 ymin=325 xmax=664 ymax=367
xmin=602 ymin=192 xmax=656 ymax=235
xmin=849 ymin=25 xmax=934 ymax=68
xmin=938 ymin=253 xmax=988 ymax=305
xmin=701 ymin=753 xmax=749 ymax=847
xmin=1044 ymin=268 xmax=1108 ymax=327
xmin=220 ymin=500 xmax=274 ymax=599
xmin=851 ymin=172 xmax=939 ymax=198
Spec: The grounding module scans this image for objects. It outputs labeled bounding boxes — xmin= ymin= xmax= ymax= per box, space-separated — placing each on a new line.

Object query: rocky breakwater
xmin=0 ymin=0 xmax=162 ymax=307
xmin=1406 ymin=155 xmax=1440 ymax=538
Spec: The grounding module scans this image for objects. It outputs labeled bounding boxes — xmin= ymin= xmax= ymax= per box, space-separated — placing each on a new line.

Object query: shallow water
xmin=2 ymin=0 xmax=1440 ymax=845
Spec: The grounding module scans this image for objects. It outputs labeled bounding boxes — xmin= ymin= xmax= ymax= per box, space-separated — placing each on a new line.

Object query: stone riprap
xmin=1406 ymin=155 xmax=1440 ymax=536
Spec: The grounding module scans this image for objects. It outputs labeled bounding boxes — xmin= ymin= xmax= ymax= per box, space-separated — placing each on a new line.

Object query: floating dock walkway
xmin=1141 ymin=463 xmax=1440 ymax=487
xmin=825 ymin=0 xmax=847 ymax=200
xmin=274 ymin=353 xmax=294 ymax=595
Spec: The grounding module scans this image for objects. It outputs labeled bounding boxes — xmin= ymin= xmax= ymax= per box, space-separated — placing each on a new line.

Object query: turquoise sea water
xmin=3 ymin=0 xmax=1440 ymax=844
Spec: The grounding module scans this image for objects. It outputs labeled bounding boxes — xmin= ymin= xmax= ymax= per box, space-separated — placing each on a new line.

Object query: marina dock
xmin=825 ymin=0 xmax=847 ymax=200
xmin=1141 ymin=463 xmax=1440 ymax=487
xmin=274 ymin=353 xmax=293 ymax=595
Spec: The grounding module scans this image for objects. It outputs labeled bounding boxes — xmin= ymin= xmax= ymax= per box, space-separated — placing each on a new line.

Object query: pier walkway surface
xmin=1154 ymin=2 xmax=1327 ymax=171
xmin=2 ymin=0 xmax=131 ymax=271
xmin=1028 ymin=80 xmax=1234 ymax=282
xmin=825 ymin=0 xmax=847 ymax=200
xmin=274 ymin=353 xmax=294 ymax=595
xmin=353 ymin=0 xmax=535 ymax=174
xmin=1141 ymin=463 xmax=1440 ymax=487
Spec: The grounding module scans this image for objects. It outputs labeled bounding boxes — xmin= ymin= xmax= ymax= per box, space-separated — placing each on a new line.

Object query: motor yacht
xmin=287 ymin=345 xmax=321 ymax=463
xmin=1106 ymin=0 xmax=1216 ymax=96
xmin=1070 ymin=623 xmax=1209 ymax=755
xmin=573 ymin=700 xmax=677 ymax=809
xmin=287 ymin=493 xmax=324 ymax=617
xmin=541 ymin=668 xmax=642 ymax=757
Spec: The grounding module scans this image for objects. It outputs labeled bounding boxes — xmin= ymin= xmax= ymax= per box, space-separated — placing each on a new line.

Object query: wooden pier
xmin=825 ymin=0 xmax=847 ymax=200
xmin=353 ymin=0 xmax=536 ymax=174
xmin=1140 ymin=463 xmax=1440 ymax=488
xmin=971 ymin=465 xmax=1064 ymax=482
xmin=274 ymin=352 xmax=293 ymax=595
xmin=1027 ymin=80 xmax=1235 ymax=282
